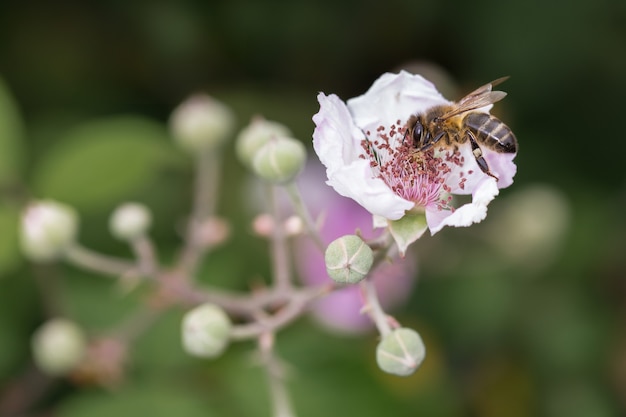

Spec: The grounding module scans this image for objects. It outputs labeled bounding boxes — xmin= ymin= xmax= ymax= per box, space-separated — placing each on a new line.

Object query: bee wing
xmin=439 ymin=77 xmax=509 ymax=120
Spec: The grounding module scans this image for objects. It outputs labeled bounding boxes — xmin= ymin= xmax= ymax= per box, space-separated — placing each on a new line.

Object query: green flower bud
xmin=170 ymin=93 xmax=235 ymax=153
xmin=32 ymin=318 xmax=87 ymax=376
xmin=181 ymin=303 xmax=232 ymax=359
xmin=376 ymin=327 xmax=425 ymax=376
xmin=109 ymin=202 xmax=152 ymax=241
xmin=324 ymin=235 xmax=374 ymax=284
xmin=20 ymin=200 xmax=78 ymax=262
xmin=252 ymin=136 xmax=306 ymax=184
xmin=236 ymin=117 xmax=292 ymax=167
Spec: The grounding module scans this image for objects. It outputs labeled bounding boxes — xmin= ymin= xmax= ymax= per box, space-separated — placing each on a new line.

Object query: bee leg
xmin=466 ymin=131 xmax=499 ymax=181
xmin=418 ymin=131 xmax=445 ymax=152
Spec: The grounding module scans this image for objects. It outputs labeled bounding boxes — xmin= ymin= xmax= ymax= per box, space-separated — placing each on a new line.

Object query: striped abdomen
xmin=464 ymin=112 xmax=517 ymax=153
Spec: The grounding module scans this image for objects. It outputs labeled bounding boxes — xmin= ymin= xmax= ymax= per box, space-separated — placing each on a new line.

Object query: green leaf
xmin=0 ymin=76 xmax=26 ymax=186
xmin=32 ymin=116 xmax=180 ymax=211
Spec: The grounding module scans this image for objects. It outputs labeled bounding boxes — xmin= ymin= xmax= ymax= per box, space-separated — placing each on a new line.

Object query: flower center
xmin=360 ymin=122 xmax=464 ymax=211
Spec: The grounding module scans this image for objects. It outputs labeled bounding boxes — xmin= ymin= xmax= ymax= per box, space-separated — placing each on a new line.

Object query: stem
xmin=193 ymin=149 xmax=220 ymax=220
xmin=258 ymin=334 xmax=297 ymax=417
xmin=130 ymin=235 xmax=159 ymax=278
xmin=178 ymin=149 xmax=221 ymax=275
xmin=285 ymin=183 xmax=325 ymax=252
xmin=65 ymin=244 xmax=136 ymax=277
xmin=229 ymin=284 xmax=331 ymax=339
xmin=360 ymin=278 xmax=392 ymax=337
xmin=270 ymin=185 xmax=291 ymax=292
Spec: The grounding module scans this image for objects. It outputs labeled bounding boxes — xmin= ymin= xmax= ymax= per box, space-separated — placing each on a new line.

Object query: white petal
xmin=327 ymin=159 xmax=414 ymax=220
xmin=313 ymin=93 xmax=413 ymax=220
xmin=347 ymin=71 xmax=449 ymax=134
xmin=484 ymin=149 xmax=517 ymax=189
xmin=426 ymin=178 xmax=499 ymax=234
xmin=313 ymin=93 xmax=364 ymax=172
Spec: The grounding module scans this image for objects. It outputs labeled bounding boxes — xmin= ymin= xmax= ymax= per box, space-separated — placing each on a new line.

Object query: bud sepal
xmin=181 ymin=303 xmax=232 ymax=359
xmin=324 ymin=235 xmax=374 ymax=284
xmin=376 ymin=327 xmax=425 ymax=376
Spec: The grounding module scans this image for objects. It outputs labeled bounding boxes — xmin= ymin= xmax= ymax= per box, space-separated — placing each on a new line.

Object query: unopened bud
xmin=32 ymin=318 xmax=87 ymax=376
xmin=20 ymin=200 xmax=78 ymax=262
xmin=181 ymin=303 xmax=232 ymax=359
xmin=109 ymin=203 xmax=152 ymax=241
xmin=376 ymin=327 xmax=425 ymax=376
xmin=324 ymin=235 xmax=373 ymax=284
xmin=252 ymin=136 xmax=306 ymax=184
xmin=170 ymin=93 xmax=235 ymax=152
xmin=252 ymin=213 xmax=275 ymax=237
xmin=236 ymin=117 xmax=292 ymax=167
xmin=284 ymin=215 xmax=304 ymax=236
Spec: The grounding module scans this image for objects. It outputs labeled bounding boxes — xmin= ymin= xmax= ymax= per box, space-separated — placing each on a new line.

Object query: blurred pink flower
xmin=294 ymin=161 xmax=416 ymax=334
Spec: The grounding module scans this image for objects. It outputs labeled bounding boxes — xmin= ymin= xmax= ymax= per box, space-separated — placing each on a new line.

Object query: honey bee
xmin=405 ymin=77 xmax=517 ymax=180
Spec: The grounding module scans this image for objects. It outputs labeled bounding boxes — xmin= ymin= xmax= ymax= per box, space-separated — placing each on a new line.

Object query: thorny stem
xmin=270 ymin=185 xmax=292 ymax=292
xmin=229 ymin=284 xmax=332 ymax=339
xmin=178 ymin=149 xmax=221 ymax=275
xmin=194 ymin=149 xmax=220 ymax=222
xmin=130 ymin=235 xmax=159 ymax=278
xmin=285 ymin=183 xmax=325 ymax=252
xmin=65 ymin=244 xmax=137 ymax=277
xmin=360 ymin=277 xmax=393 ymax=337
xmin=258 ymin=333 xmax=296 ymax=417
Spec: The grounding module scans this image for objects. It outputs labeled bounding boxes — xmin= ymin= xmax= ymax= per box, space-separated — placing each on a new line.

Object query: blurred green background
xmin=1 ymin=0 xmax=625 ymax=416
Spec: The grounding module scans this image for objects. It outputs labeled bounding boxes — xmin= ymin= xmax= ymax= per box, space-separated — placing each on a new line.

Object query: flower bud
xmin=181 ymin=303 xmax=232 ymax=359
xmin=170 ymin=93 xmax=235 ymax=153
xmin=109 ymin=202 xmax=152 ymax=241
xmin=20 ymin=200 xmax=78 ymax=262
xmin=376 ymin=327 xmax=425 ymax=376
xmin=324 ymin=235 xmax=373 ymax=284
xmin=32 ymin=318 xmax=87 ymax=376
xmin=236 ymin=117 xmax=292 ymax=167
xmin=252 ymin=136 xmax=306 ymax=184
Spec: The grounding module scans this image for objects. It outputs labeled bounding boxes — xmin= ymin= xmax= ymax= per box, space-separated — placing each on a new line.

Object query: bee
xmin=405 ymin=77 xmax=517 ymax=180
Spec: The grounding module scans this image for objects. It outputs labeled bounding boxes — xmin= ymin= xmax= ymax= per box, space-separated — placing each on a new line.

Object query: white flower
xmin=312 ymin=71 xmax=517 ymax=234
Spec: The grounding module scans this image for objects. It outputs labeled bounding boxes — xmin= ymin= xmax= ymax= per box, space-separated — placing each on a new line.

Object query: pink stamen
xmin=360 ymin=123 xmax=464 ymax=210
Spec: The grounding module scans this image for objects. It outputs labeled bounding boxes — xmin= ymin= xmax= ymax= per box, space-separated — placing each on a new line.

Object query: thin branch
xmin=285 ymin=183 xmax=325 ymax=252
xmin=130 ymin=235 xmax=160 ymax=278
xmin=359 ymin=277 xmax=392 ymax=337
xmin=178 ymin=149 xmax=222 ymax=275
xmin=64 ymin=244 xmax=136 ymax=277
xmin=228 ymin=284 xmax=331 ymax=340
xmin=258 ymin=334 xmax=297 ymax=417
xmin=270 ymin=185 xmax=292 ymax=292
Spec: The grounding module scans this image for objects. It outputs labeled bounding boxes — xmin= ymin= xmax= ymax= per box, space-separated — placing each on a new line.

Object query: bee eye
xmin=412 ymin=121 xmax=423 ymax=142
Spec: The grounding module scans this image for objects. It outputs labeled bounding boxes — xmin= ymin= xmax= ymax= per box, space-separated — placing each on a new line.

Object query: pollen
xmin=360 ymin=123 xmax=464 ymax=210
